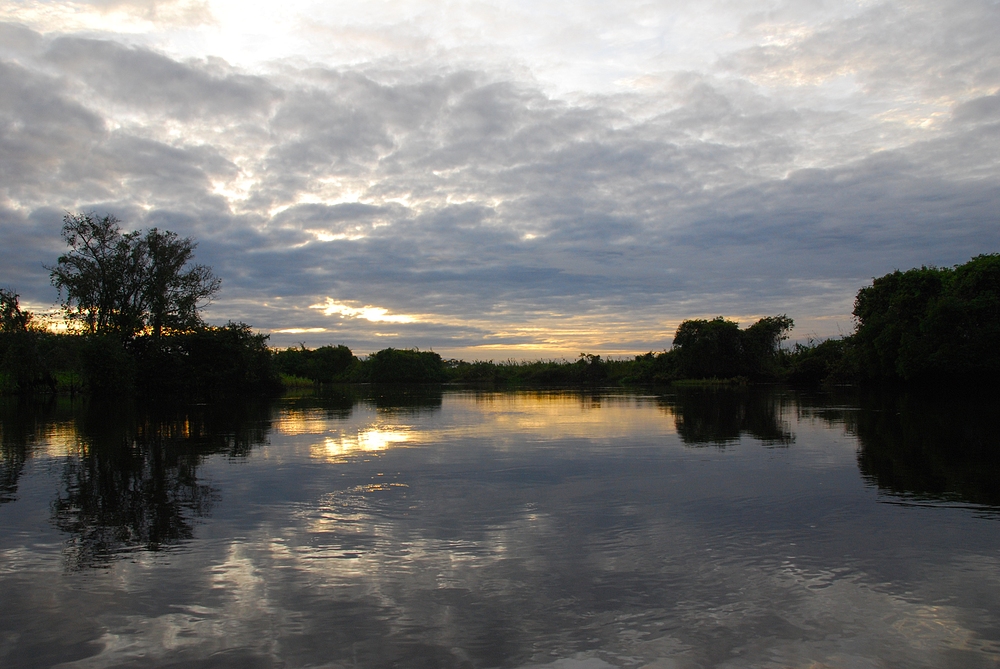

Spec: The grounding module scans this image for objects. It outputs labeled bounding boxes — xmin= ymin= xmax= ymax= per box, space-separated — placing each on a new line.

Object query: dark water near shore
xmin=1 ymin=386 xmax=999 ymax=668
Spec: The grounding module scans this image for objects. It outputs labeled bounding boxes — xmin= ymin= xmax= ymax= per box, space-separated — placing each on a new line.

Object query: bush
xmin=365 ymin=348 xmax=446 ymax=383
xmin=787 ymin=338 xmax=849 ymax=384
xmin=135 ymin=323 xmax=280 ymax=397
xmin=81 ymin=335 xmax=136 ymax=395
xmin=274 ymin=344 xmax=355 ymax=383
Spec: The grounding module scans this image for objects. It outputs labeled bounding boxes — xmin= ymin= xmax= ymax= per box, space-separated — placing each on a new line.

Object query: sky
xmin=0 ymin=0 xmax=998 ymax=358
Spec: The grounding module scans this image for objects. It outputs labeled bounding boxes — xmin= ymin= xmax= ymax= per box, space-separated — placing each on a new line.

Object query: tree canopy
xmin=48 ymin=213 xmax=220 ymax=340
xmin=671 ymin=315 xmax=793 ymax=380
xmin=852 ymin=253 xmax=1000 ymax=380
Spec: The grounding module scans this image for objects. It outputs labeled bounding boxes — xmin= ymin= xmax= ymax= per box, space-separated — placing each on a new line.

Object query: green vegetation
xmin=2 ymin=213 xmax=997 ymax=394
xmin=786 ymin=253 xmax=1000 ymax=384
xmin=850 ymin=254 xmax=1000 ymax=381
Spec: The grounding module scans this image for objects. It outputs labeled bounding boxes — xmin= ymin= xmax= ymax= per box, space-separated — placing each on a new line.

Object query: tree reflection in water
xmin=847 ymin=387 xmax=1000 ymax=509
xmin=0 ymin=397 xmax=59 ymax=504
xmin=4 ymin=383 xmax=1000 ymax=572
xmin=658 ymin=386 xmax=795 ymax=446
xmin=2 ymin=395 xmax=276 ymax=567
xmin=280 ymin=384 xmax=444 ymax=419
xmin=1 ymin=387 xmax=449 ymax=569
xmin=658 ymin=385 xmax=1000 ymax=511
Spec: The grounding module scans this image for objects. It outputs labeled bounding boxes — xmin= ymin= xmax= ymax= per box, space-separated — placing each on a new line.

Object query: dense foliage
xmin=672 ymin=315 xmax=793 ymax=380
xmin=0 ymin=325 xmax=280 ymax=397
xmin=851 ymin=254 xmax=1000 ymax=381
xmin=273 ymin=345 xmax=356 ymax=383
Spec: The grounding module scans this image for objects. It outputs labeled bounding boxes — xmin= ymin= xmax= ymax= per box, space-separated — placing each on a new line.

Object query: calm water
xmin=1 ymin=386 xmax=999 ymax=669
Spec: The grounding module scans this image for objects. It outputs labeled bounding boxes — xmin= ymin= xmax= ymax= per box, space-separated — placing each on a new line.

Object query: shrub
xmin=366 ymin=348 xmax=446 ymax=383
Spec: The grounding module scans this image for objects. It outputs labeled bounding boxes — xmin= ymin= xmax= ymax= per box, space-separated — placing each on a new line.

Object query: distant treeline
xmin=274 ymin=252 xmax=1000 ymax=387
xmin=271 ymin=315 xmax=796 ymax=387
xmin=1 ymin=211 xmax=997 ymax=394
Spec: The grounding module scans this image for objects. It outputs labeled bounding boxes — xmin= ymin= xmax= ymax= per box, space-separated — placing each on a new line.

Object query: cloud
xmin=952 ymin=94 xmax=1000 ymax=125
xmin=722 ymin=0 xmax=1000 ymax=107
xmin=44 ymin=36 xmax=278 ymax=120
xmin=0 ymin=5 xmax=998 ymax=356
xmin=311 ymin=298 xmax=418 ymax=324
xmin=0 ymin=0 xmax=214 ymax=32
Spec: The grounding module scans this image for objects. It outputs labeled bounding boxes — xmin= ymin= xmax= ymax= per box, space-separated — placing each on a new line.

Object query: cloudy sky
xmin=1 ymin=0 xmax=998 ymax=358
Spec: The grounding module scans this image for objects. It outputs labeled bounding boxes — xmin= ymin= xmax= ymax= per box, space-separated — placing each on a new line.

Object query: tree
xmin=741 ymin=315 xmax=794 ymax=377
xmin=0 ymin=288 xmax=49 ymax=393
xmin=672 ymin=317 xmax=743 ymax=379
xmin=671 ymin=315 xmax=794 ymax=380
xmin=0 ymin=288 xmax=32 ymax=333
xmin=366 ymin=348 xmax=446 ymax=383
xmin=850 ymin=254 xmax=1000 ymax=380
xmin=48 ymin=213 xmax=220 ymax=340
xmin=143 ymin=228 xmax=221 ymax=337
xmin=274 ymin=344 xmax=355 ymax=383
xmin=48 ymin=213 xmax=142 ymax=336
xmin=851 ymin=265 xmax=945 ymax=379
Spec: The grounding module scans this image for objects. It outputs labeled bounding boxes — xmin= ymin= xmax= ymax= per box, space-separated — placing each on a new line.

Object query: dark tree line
xmin=786 ymin=253 xmax=1000 ymax=384
xmin=850 ymin=254 xmax=1000 ymax=380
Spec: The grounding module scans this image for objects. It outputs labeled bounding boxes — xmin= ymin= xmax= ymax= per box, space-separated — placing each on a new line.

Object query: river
xmin=1 ymin=386 xmax=998 ymax=668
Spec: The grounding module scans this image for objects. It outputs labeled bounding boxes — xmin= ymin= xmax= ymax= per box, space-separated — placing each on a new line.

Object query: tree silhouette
xmin=48 ymin=213 xmax=220 ymax=340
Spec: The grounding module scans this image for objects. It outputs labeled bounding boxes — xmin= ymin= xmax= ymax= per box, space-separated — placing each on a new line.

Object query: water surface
xmin=1 ymin=386 xmax=998 ymax=668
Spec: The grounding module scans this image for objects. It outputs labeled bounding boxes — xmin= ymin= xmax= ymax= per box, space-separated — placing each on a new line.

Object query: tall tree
xmin=48 ymin=213 xmax=220 ymax=340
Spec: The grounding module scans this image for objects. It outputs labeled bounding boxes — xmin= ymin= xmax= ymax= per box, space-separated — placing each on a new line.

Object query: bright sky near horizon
xmin=1 ymin=0 xmax=998 ymax=358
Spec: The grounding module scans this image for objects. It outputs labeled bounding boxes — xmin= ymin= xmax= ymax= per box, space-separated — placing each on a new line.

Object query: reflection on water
xmin=658 ymin=387 xmax=795 ymax=446
xmin=0 ymin=397 xmax=70 ymax=503
xmin=1 ymin=386 xmax=999 ymax=668
xmin=310 ymin=428 xmax=413 ymax=461
xmin=849 ymin=388 xmax=1000 ymax=509
xmin=1 ymin=396 xmax=274 ymax=567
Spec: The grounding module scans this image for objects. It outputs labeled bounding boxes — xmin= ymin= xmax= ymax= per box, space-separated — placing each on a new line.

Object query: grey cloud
xmin=0 ymin=59 xmax=107 ymax=201
xmin=229 ymin=63 xmax=998 ymax=340
xmin=0 ymin=22 xmax=46 ymax=60
xmin=952 ymin=94 xmax=1000 ymax=124
xmin=272 ymin=203 xmax=390 ymax=226
xmin=44 ymin=37 xmax=280 ymax=120
xmin=723 ymin=0 xmax=1000 ymax=103
xmin=0 ymin=206 xmax=62 ymax=305
xmin=93 ymin=133 xmax=237 ymax=206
